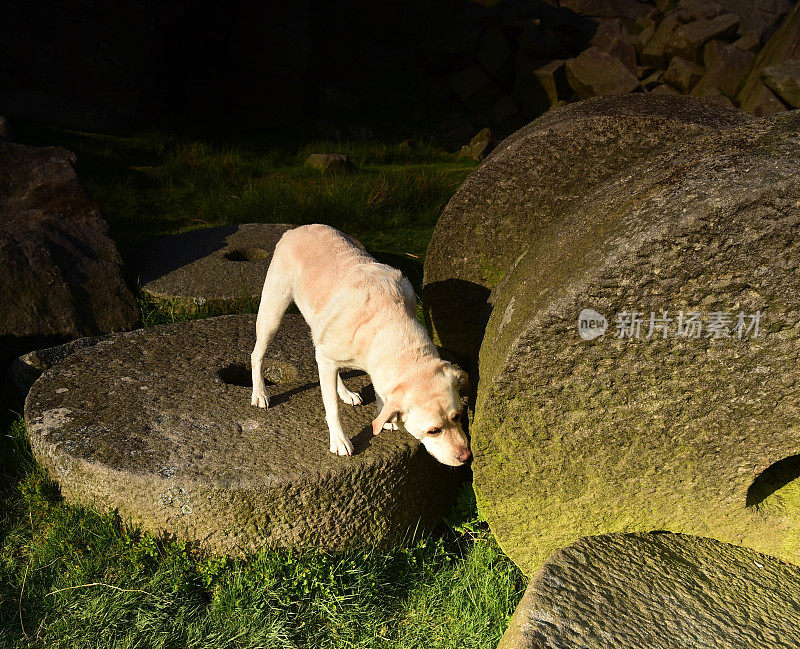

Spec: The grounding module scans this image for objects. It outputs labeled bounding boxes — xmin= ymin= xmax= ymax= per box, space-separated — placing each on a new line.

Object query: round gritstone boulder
xmin=137 ymin=223 xmax=296 ymax=312
xmin=499 ymin=532 xmax=800 ymax=649
xmin=422 ymin=94 xmax=750 ymax=367
xmin=472 ymin=109 xmax=800 ymax=576
xmin=24 ymin=314 xmax=464 ymax=554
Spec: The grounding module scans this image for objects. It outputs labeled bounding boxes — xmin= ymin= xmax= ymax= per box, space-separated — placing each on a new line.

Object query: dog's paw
xmin=338 ymin=388 xmax=363 ymax=406
xmin=251 ymin=392 xmax=269 ymax=409
xmin=330 ymin=436 xmax=354 ymax=456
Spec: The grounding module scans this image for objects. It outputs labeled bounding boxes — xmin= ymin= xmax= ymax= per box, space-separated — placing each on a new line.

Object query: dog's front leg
xmin=316 ymin=349 xmax=354 ymax=456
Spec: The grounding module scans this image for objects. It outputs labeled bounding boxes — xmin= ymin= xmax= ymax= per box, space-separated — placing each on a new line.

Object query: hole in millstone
xmin=217 ymin=360 xmax=300 ymax=387
xmin=217 ymin=363 xmax=274 ymax=388
xmin=224 ymin=248 xmax=270 ymax=262
xmin=746 ymin=454 xmax=800 ymax=511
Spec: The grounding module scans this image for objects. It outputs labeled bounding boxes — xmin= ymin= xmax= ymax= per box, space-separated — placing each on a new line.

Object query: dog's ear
xmin=444 ymin=362 xmax=469 ymax=395
xmin=372 ymin=400 xmax=401 ymax=435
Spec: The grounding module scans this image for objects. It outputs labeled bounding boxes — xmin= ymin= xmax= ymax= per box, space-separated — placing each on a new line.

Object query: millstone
xmin=423 ymin=94 xmax=750 ymax=368
xmin=499 ymin=533 xmax=800 ymax=649
xmin=471 ymin=108 xmax=800 ymax=575
xmin=24 ymin=314 xmax=463 ymax=553
xmin=137 ymin=224 xmax=296 ymax=312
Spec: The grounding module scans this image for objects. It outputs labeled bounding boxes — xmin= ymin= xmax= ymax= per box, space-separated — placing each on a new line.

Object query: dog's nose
xmin=457 ymin=448 xmax=472 ymax=463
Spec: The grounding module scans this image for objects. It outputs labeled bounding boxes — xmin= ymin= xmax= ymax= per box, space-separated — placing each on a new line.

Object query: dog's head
xmin=373 ymin=360 xmax=471 ymax=466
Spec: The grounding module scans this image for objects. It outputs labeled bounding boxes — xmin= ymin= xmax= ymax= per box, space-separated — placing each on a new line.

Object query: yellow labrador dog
xmin=250 ymin=224 xmax=471 ymax=466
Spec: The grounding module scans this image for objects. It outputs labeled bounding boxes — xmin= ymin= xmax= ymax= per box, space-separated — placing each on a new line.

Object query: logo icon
xmin=578 ymin=308 xmax=607 ymax=341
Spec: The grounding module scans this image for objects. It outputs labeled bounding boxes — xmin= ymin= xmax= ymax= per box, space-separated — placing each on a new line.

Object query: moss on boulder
xmin=499 ymin=532 xmax=800 ymax=649
xmin=473 ymin=108 xmax=800 ymax=576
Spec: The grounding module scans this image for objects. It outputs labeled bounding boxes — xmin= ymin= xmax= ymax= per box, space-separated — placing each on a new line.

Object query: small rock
xmin=641 ymin=10 xmax=692 ymax=67
xmin=651 ymin=83 xmax=679 ymax=94
xmin=666 ymin=13 xmax=740 ymax=62
xmin=741 ymin=82 xmax=790 ymax=116
xmin=635 ymin=23 xmax=656 ymax=52
xmin=662 ymin=56 xmax=706 ymax=92
xmin=678 ymin=0 xmax=723 ymax=20
xmin=566 ymin=47 xmax=640 ymax=99
xmin=732 ymin=31 xmax=761 ymax=52
xmin=692 ymin=40 xmax=755 ymax=98
xmin=589 ymin=18 xmax=637 ymax=71
xmin=305 ymin=153 xmax=348 ymax=172
xmin=763 ymin=59 xmax=800 ymax=107
xmin=459 ymin=127 xmax=497 ymax=161
xmin=640 ymin=70 xmax=664 ymax=90
xmin=513 ymin=58 xmax=571 ymax=118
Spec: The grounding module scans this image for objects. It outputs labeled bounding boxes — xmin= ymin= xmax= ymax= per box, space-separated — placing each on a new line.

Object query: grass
xmin=0 ymin=125 xmax=524 ymax=647
xmin=12 ymin=124 xmax=475 ymax=268
xmin=0 ymin=416 xmax=523 ymax=649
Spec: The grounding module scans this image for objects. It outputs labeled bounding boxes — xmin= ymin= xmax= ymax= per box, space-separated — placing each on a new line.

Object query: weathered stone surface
xmin=7 ymin=334 xmax=108 ymax=405
xmin=137 ymin=223 xmax=296 ymax=312
xmin=763 ymin=58 xmax=800 ymax=107
xmin=0 ymin=141 xmax=138 ymax=373
xmin=25 ymin=314 xmax=464 ymax=554
xmin=661 ymin=56 xmax=705 ymax=92
xmin=498 ymin=533 xmax=800 ymax=649
xmin=691 ymin=39 xmax=755 ymax=98
xmin=473 ymin=110 xmax=800 ymax=576
xmin=305 ymin=153 xmax=348 ymax=172
xmin=737 ymin=2 xmax=800 ymax=114
xmin=459 ymin=127 xmax=497 ymax=161
xmin=565 ymin=47 xmax=639 ymax=99
xmin=666 ymin=13 xmax=740 ymax=62
xmin=423 ymin=94 xmax=748 ymax=367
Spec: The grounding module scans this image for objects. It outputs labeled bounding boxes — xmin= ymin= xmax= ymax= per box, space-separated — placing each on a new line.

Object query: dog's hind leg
xmin=251 ymin=259 xmax=293 ymax=409
xmin=337 ymin=372 xmax=363 ymax=406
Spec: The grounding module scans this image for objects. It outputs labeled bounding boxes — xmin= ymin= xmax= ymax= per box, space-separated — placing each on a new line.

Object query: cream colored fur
xmin=250 ymin=224 xmax=471 ymax=466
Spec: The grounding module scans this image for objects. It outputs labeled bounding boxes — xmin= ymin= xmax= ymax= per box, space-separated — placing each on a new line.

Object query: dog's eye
xmin=427 ymin=427 xmax=442 ymax=436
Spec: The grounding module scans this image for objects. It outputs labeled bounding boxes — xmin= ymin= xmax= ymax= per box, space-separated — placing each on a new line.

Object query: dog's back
xmin=273 ymin=224 xmax=415 ymax=324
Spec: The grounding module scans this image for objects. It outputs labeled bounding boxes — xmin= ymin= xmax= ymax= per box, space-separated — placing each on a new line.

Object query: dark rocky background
xmin=2 ymin=0 xmax=798 ymax=146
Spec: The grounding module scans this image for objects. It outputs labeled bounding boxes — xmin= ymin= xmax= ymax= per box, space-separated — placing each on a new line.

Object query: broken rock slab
xmin=137 ymin=223 xmax=296 ymax=313
xmin=763 ymin=58 xmax=800 ymax=107
xmin=24 ymin=314 xmax=465 ymax=554
xmin=0 ymin=141 xmax=138 ymax=373
xmin=498 ymin=533 xmax=800 ymax=649
xmin=565 ymin=47 xmax=639 ymax=99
